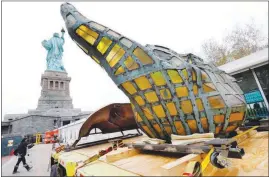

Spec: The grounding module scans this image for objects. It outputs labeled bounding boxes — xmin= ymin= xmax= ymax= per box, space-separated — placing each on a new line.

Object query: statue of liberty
xmin=42 ymin=28 xmax=66 ymax=72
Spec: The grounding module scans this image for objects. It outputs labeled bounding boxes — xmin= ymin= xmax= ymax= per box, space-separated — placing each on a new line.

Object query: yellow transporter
xmin=51 ymin=127 xmax=268 ymax=176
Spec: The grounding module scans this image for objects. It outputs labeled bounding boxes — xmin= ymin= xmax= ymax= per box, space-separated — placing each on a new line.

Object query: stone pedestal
xmin=37 ymin=70 xmax=73 ymax=110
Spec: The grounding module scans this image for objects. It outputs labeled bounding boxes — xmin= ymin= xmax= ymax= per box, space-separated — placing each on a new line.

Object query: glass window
xmin=50 ymin=81 xmax=53 ymax=88
xmin=76 ymin=42 xmax=88 ymax=54
xmin=171 ymin=56 xmax=183 ymax=66
xmin=134 ymin=95 xmax=145 ymax=106
xmin=97 ymin=37 xmax=112 ymax=55
xmin=254 ymin=64 xmax=269 ymax=103
xmin=133 ymin=47 xmax=154 ymax=65
xmin=166 ymin=102 xmax=178 ymax=116
xmin=196 ymin=98 xmax=204 ymax=111
xmin=181 ymin=100 xmax=193 ymax=114
xmin=89 ymin=22 xmax=106 ymax=31
xmin=152 ymin=105 xmax=166 ymax=118
xmin=134 ymin=76 xmax=152 ymax=90
xmin=142 ymin=107 xmax=154 ymax=120
xmin=202 ymin=83 xmax=216 ymax=93
xmin=120 ymin=38 xmax=132 ymax=48
xmin=153 ymin=49 xmax=171 ymax=60
xmin=160 ymin=88 xmax=172 ymax=100
xmin=91 ymin=56 xmax=100 ymax=64
xmin=144 ymin=91 xmax=159 ymax=103
xmin=150 ymin=71 xmax=167 ymax=86
xmin=106 ymin=44 xmax=125 ymax=67
xmin=114 ymin=66 xmax=125 ymax=75
xmin=124 ymin=56 xmax=139 ymax=70
xmin=121 ymin=81 xmax=137 ymax=95
xmin=55 ymin=81 xmax=59 ymax=89
xmin=233 ymin=70 xmax=259 ymax=93
xmin=107 ymin=30 xmax=121 ymax=38
xmin=175 ymin=86 xmax=189 ymax=97
xmin=187 ymin=119 xmax=198 ymax=133
xmin=193 ymin=84 xmax=198 ymax=95
xmin=167 ymin=70 xmax=183 ymax=84
xmin=66 ymin=14 xmax=76 ymax=27
xmin=208 ymin=95 xmax=225 ymax=109
xmin=76 ymin=25 xmax=99 ymax=45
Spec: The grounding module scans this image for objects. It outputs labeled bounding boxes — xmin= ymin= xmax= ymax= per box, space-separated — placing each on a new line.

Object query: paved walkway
xmin=2 ymin=144 xmax=53 ymax=176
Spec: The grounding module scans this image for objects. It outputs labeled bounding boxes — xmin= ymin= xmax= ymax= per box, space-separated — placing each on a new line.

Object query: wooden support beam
xmin=103 ymin=147 xmax=140 ymax=163
xmin=161 ymin=154 xmax=202 ymax=176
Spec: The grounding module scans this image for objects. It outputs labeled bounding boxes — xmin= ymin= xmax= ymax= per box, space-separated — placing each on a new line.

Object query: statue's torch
xmin=61 ymin=28 xmax=65 ymax=38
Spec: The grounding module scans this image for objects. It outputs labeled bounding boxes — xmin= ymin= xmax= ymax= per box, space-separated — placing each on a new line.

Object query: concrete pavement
xmin=2 ymin=144 xmax=53 ymax=176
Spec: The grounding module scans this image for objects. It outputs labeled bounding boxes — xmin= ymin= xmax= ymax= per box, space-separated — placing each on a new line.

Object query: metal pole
xmin=251 ymin=69 xmax=269 ymax=109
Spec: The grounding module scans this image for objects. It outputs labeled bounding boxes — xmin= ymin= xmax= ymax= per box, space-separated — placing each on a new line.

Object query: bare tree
xmin=202 ymin=19 xmax=267 ymax=66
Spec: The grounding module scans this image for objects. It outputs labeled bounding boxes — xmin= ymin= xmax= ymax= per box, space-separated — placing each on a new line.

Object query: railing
xmin=244 ymin=90 xmax=269 ymax=120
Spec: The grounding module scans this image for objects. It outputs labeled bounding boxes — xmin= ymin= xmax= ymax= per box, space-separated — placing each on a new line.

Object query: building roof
xmin=218 ymin=48 xmax=268 ymax=75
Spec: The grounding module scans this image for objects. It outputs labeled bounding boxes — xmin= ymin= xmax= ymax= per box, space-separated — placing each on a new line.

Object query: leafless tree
xmin=202 ymin=19 xmax=268 ymax=66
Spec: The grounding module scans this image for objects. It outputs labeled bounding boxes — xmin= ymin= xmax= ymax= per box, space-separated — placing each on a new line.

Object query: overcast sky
xmin=2 ymin=2 xmax=268 ymax=119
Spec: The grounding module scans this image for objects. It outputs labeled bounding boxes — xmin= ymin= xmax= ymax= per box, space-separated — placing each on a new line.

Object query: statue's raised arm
xmin=42 ymin=29 xmax=66 ymax=72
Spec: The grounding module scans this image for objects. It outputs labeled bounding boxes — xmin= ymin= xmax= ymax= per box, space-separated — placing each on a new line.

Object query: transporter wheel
xmin=210 ymin=151 xmax=226 ymax=169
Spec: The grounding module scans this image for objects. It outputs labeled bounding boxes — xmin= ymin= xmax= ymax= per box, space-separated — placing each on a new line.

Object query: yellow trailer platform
xmin=51 ymin=127 xmax=268 ymax=176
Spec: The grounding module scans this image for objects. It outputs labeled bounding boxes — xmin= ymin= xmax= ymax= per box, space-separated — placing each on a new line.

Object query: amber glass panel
xmin=200 ymin=117 xmax=209 ymax=131
xmin=121 ymin=82 xmax=137 ymax=95
xmin=167 ymin=70 xmax=183 ymax=84
xmin=153 ymin=124 xmax=163 ymax=137
xmin=133 ymin=47 xmax=154 ymax=65
xmin=91 ymin=56 xmax=100 ymax=64
xmin=215 ymin=126 xmax=222 ymax=134
xmin=166 ymin=102 xmax=177 ymax=116
xmin=142 ymin=107 xmax=154 ymax=120
xmin=196 ymin=98 xmax=204 ymax=111
xmin=175 ymin=87 xmax=189 ymax=97
xmin=150 ymin=71 xmax=166 ymax=86
xmin=225 ymin=125 xmax=237 ymax=132
xmin=208 ymin=96 xmax=225 ymax=109
xmin=164 ymin=126 xmax=173 ymax=136
xmin=109 ymin=48 xmax=125 ymax=67
xmin=192 ymin=70 xmax=196 ymax=81
xmin=79 ymin=25 xmax=99 ymax=38
xmin=124 ymin=56 xmax=139 ymax=70
xmin=181 ymin=100 xmax=193 ymax=114
xmin=182 ymin=69 xmax=188 ymax=79
xmin=106 ymin=44 xmax=121 ymax=63
xmin=76 ymin=25 xmax=99 ymax=45
xmin=229 ymin=112 xmax=244 ymax=122
xmin=203 ymin=83 xmax=216 ymax=93
xmin=134 ymin=95 xmax=145 ymax=106
xmin=160 ymin=88 xmax=172 ymax=100
xmin=187 ymin=119 xmax=198 ymax=133
xmin=76 ymin=42 xmax=88 ymax=53
xmin=193 ymin=84 xmax=198 ymax=95
xmin=136 ymin=113 xmax=143 ymax=122
xmin=152 ymin=105 xmax=166 ymax=118
xmin=134 ymin=76 xmax=152 ymax=90
xmin=142 ymin=126 xmax=154 ymax=137
xmin=97 ymin=37 xmax=112 ymax=54
xmin=115 ymin=66 xmax=125 ymax=75
xmin=174 ymin=121 xmax=186 ymax=135
xmin=76 ymin=28 xmax=96 ymax=45
xmin=214 ymin=115 xmax=225 ymax=124
xmin=201 ymin=71 xmax=208 ymax=80
xmin=144 ymin=91 xmax=159 ymax=103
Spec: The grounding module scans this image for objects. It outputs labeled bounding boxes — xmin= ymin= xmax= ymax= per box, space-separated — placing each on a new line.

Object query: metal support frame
xmin=251 ymin=69 xmax=269 ymax=109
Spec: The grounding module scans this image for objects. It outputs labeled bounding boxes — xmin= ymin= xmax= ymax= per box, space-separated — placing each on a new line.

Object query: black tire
xmin=210 ymin=151 xmax=226 ymax=169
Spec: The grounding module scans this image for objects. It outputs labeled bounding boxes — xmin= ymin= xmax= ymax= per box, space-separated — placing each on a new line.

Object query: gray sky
xmin=2 ymin=2 xmax=268 ymax=118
